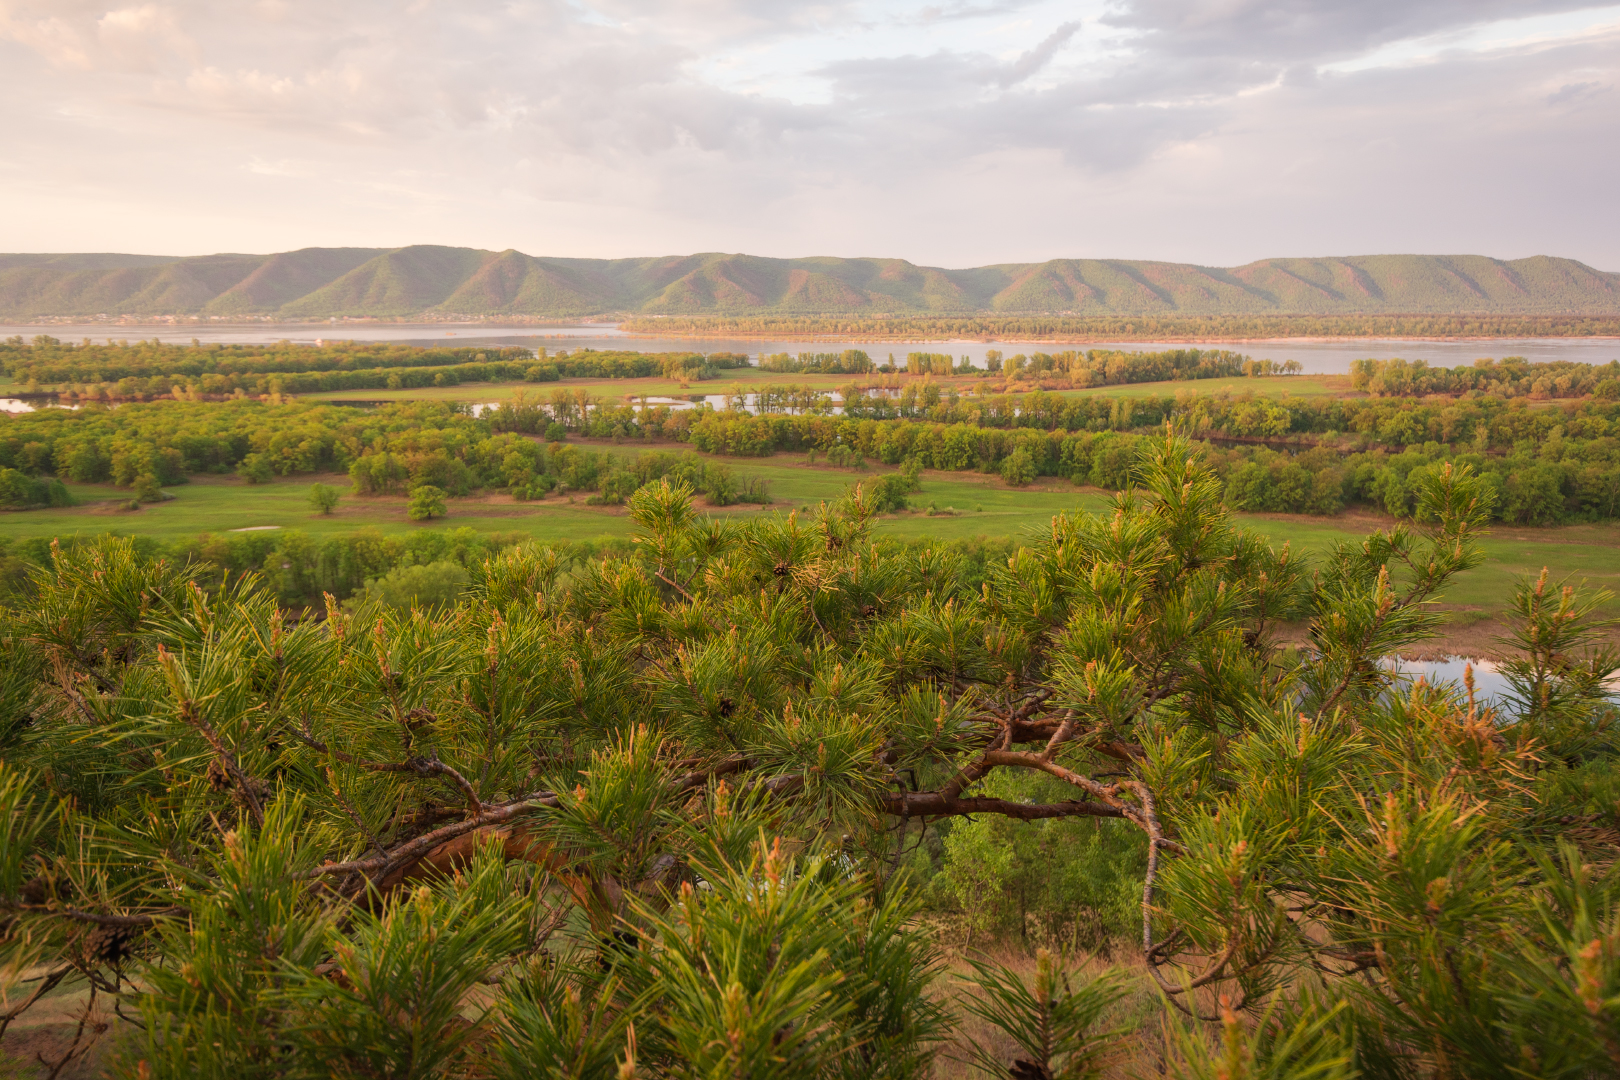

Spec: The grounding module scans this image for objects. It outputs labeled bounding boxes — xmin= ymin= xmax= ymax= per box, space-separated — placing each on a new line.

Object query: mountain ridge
xmin=1 ymin=246 xmax=1616 ymax=319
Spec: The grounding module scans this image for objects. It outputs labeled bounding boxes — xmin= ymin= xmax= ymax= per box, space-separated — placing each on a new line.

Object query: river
xmin=4 ymin=323 xmax=1617 ymax=376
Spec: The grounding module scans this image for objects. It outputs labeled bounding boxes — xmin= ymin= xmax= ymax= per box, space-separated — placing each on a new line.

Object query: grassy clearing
xmin=0 ymin=473 xmax=635 ymax=545
xmin=8 ymin=444 xmax=1616 ymax=640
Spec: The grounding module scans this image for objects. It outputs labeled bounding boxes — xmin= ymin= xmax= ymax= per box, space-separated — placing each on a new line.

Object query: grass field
xmin=7 ymin=444 xmax=1617 ymax=639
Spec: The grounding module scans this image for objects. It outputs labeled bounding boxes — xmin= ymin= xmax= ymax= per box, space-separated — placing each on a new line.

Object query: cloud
xmin=0 ymin=0 xmax=1615 ymax=268
xmin=1103 ymin=0 xmax=1614 ymax=62
xmin=995 ymin=19 xmax=1079 ymax=86
xmin=1547 ymin=77 xmax=1610 ymax=103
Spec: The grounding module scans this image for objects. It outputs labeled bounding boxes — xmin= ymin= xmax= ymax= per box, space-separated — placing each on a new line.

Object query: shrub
xmin=0 ymin=468 xmax=72 ymax=510
xmin=702 ymin=463 xmax=738 ymax=506
xmin=308 ymin=483 xmax=340 ymax=515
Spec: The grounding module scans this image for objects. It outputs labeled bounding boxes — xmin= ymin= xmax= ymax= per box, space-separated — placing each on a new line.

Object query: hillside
xmin=1 ymin=246 xmax=1617 ymax=319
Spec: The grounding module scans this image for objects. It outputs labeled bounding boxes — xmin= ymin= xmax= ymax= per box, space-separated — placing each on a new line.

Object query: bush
xmin=861 ymin=470 xmax=918 ymax=514
xmin=702 ymin=463 xmax=738 ymax=506
xmin=0 ymin=468 xmax=72 ymax=510
xmin=544 ymin=421 xmax=568 ymax=441
xmin=736 ymin=476 xmax=771 ymax=505
xmin=308 ymin=483 xmax=340 ymax=515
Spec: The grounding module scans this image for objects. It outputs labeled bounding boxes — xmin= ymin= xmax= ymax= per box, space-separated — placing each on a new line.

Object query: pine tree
xmin=0 ymin=436 xmax=1614 ymax=1076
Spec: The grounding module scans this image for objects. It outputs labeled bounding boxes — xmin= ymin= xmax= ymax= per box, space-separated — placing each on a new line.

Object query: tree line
xmin=758 ymin=350 xmax=875 ymax=374
xmin=617 ymin=312 xmax=1620 ymax=339
xmin=8 ymin=370 xmax=1620 ymax=522
xmin=1352 ymin=356 xmax=1620 ymax=399
xmin=547 ymin=349 xmax=750 ymax=381
xmin=2 ymin=339 xmax=751 ymax=402
xmin=1 ymin=336 xmax=530 ymax=385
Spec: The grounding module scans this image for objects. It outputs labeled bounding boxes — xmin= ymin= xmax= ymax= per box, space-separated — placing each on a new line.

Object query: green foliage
xmin=1495 ymin=567 xmax=1620 ymax=747
xmin=852 ymin=459 xmax=920 ymax=514
xmin=0 ymin=339 xmax=744 ymax=401
xmin=355 ymin=559 xmax=470 ymax=612
xmin=935 ymin=772 xmax=1146 ymax=946
xmin=960 ymin=949 xmax=1128 ymax=1080
xmin=1000 ymin=446 xmax=1036 ymax=486
xmin=275 ymin=855 xmax=532 ymax=1079
xmin=759 ymin=350 xmax=873 ymax=375
xmin=0 ymin=467 xmax=71 ymax=509
xmin=1162 ymin=995 xmax=1355 ymax=1080
xmin=235 ymin=452 xmax=274 ymax=484
xmin=10 ymin=346 xmax=1620 ymax=524
xmin=406 ymin=484 xmax=448 ymax=520
xmin=307 ymin=482 xmax=339 ymax=515
xmin=0 ymin=434 xmax=1615 ymax=1077
xmin=1352 ymin=355 xmax=1620 ymax=399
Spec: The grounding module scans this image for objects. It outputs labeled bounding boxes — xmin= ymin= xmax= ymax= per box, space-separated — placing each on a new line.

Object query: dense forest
xmin=0 ymin=442 xmax=1618 ymax=1076
xmin=1351 ymin=356 xmax=1620 ymax=398
xmin=7 ymin=348 xmax=1620 ymax=524
xmin=0 ymin=339 xmax=748 ymax=400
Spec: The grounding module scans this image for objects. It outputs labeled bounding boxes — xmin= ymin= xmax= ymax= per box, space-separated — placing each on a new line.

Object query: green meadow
xmin=8 ymin=446 xmax=1616 ymax=628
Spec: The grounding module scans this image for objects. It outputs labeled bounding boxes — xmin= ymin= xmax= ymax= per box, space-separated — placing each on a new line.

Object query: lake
xmin=5 ymin=323 xmax=1616 ymax=376
xmin=1393 ymin=656 xmax=1619 ymax=707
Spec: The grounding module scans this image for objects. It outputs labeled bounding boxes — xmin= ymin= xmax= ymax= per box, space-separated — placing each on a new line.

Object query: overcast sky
xmin=1 ymin=0 xmax=1617 ymax=268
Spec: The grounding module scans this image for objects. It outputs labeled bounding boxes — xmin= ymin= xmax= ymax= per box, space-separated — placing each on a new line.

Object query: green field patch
xmin=7 ymin=447 xmax=1617 ymax=626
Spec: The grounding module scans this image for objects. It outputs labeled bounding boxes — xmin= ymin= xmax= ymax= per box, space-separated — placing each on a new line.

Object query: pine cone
xmin=78 ymin=924 xmax=138 ymax=967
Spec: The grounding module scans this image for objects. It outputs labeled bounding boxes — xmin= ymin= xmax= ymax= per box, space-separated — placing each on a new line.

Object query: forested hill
xmin=2 ymin=246 xmax=1618 ymax=319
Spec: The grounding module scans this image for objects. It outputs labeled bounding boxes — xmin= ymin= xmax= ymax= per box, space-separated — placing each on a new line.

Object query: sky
xmin=1 ymin=0 xmax=1618 ymax=269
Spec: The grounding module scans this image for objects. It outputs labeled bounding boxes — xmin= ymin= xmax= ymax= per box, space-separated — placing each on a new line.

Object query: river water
xmin=1391 ymin=656 xmax=1620 ymax=708
xmin=5 ymin=322 xmax=1617 ymax=376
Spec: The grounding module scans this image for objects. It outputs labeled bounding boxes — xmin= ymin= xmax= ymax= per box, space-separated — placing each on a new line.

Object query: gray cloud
xmin=0 ymin=0 xmax=1616 ymax=268
xmin=1104 ymin=0 xmax=1615 ymax=61
xmin=996 ymin=19 xmax=1080 ymax=85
